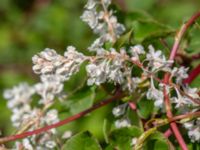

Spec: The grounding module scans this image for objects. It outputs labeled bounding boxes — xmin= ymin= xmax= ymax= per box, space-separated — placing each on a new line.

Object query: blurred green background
xmin=0 ymin=0 xmax=200 ymax=146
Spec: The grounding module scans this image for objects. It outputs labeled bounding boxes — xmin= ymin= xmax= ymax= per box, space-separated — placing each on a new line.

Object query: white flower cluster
xmin=32 ymin=46 xmax=86 ymax=81
xmin=15 ymin=133 xmax=57 ymax=150
xmin=146 ymin=45 xmax=173 ymax=72
xmin=86 ymin=48 xmax=143 ymax=92
xmin=172 ymin=86 xmax=199 ymax=108
xmin=4 ymin=83 xmax=35 ymax=127
xmin=3 ymin=46 xmax=86 ymax=149
xmin=4 ymin=83 xmax=59 ymax=149
xmin=184 ymin=118 xmax=200 ymax=143
xmin=112 ymin=103 xmax=132 ymax=128
xmin=81 ymin=0 xmax=125 ymax=51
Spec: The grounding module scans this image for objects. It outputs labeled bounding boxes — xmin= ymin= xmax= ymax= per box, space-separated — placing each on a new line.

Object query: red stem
xmin=163 ymin=11 xmax=200 ymax=150
xmin=164 ymin=129 xmax=172 ymax=138
xmin=192 ymin=53 xmax=200 ymax=59
xmin=0 ymin=91 xmax=123 ymax=144
xmin=163 ymin=87 xmax=188 ymax=150
xmin=164 ymin=110 xmax=200 ymax=138
xmin=184 ymin=63 xmax=200 ymax=84
xmin=169 ymin=12 xmax=200 ymax=60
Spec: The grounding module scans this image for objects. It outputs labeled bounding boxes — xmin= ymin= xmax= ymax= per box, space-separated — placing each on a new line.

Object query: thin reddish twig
xmin=164 ymin=129 xmax=172 ymax=138
xmin=0 ymin=90 xmax=123 ymax=144
xmin=169 ymin=111 xmax=200 ymax=123
xmin=163 ymin=11 xmax=200 ymax=150
xmin=164 ymin=111 xmax=200 ymax=138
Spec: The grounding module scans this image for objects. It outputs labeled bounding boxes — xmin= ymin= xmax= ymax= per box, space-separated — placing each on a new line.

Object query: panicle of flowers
xmin=86 ymin=47 xmax=142 ymax=92
xmin=35 ymin=74 xmax=64 ymax=104
xmin=81 ymin=0 xmax=125 ymax=51
xmin=4 ymin=83 xmax=35 ymax=127
xmin=4 ymin=82 xmax=60 ymax=149
xmin=32 ymin=46 xmax=86 ymax=81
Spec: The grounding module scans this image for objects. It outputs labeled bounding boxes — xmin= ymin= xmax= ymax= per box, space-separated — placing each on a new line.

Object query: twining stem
xmin=163 ymin=11 xmax=200 ymax=150
xmin=0 ymin=90 xmax=123 ymax=144
xmin=169 ymin=12 xmax=200 ymax=60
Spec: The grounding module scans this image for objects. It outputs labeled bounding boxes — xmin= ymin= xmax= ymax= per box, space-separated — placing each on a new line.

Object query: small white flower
xmin=102 ymin=0 xmax=111 ymax=8
xmin=184 ymin=118 xmax=200 ymax=142
xmin=35 ymin=74 xmax=64 ymax=103
xmin=45 ymin=141 xmax=56 ymax=149
xmin=131 ymin=137 xmax=138 ymax=146
xmin=112 ymin=103 xmax=127 ymax=117
xmin=44 ymin=109 xmax=59 ymax=125
xmin=171 ymin=67 xmax=188 ymax=84
xmin=146 ymin=45 xmax=173 ymax=72
xmin=130 ymin=45 xmax=145 ymax=61
xmin=81 ymin=10 xmax=98 ymax=29
xmin=146 ymin=77 xmax=164 ymax=108
xmin=85 ymin=0 xmax=97 ymax=9
xmin=115 ymin=118 xmax=131 ymax=128
xmin=22 ymin=139 xmax=33 ymax=150
xmin=62 ymin=131 xmax=73 ymax=139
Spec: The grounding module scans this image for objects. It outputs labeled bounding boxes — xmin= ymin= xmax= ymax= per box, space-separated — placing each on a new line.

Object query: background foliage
xmin=0 ymin=0 xmax=200 ymax=149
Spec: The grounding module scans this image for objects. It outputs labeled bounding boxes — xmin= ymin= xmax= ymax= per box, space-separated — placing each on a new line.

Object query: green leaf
xmin=125 ymin=0 xmax=155 ymax=10
xmin=109 ymin=126 xmax=142 ymax=150
xmin=65 ymin=62 xmax=87 ymax=94
xmin=66 ymin=86 xmax=95 ymax=114
xmin=132 ymin=20 xmax=174 ymax=43
xmin=137 ymin=97 xmax=154 ymax=119
xmin=114 ymin=29 xmax=133 ymax=49
xmin=143 ymin=131 xmax=170 ymax=150
xmin=154 ymin=140 xmax=168 ymax=150
xmin=62 ymin=131 xmax=102 ymax=150
xmin=103 ymin=119 xmax=112 ymax=143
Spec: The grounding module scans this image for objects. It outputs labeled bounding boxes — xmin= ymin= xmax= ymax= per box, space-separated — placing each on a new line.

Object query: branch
xmin=169 ymin=111 xmax=200 ymax=123
xmin=163 ymin=11 xmax=200 ymax=150
xmin=169 ymin=12 xmax=200 ymax=60
xmin=0 ymin=90 xmax=123 ymax=144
